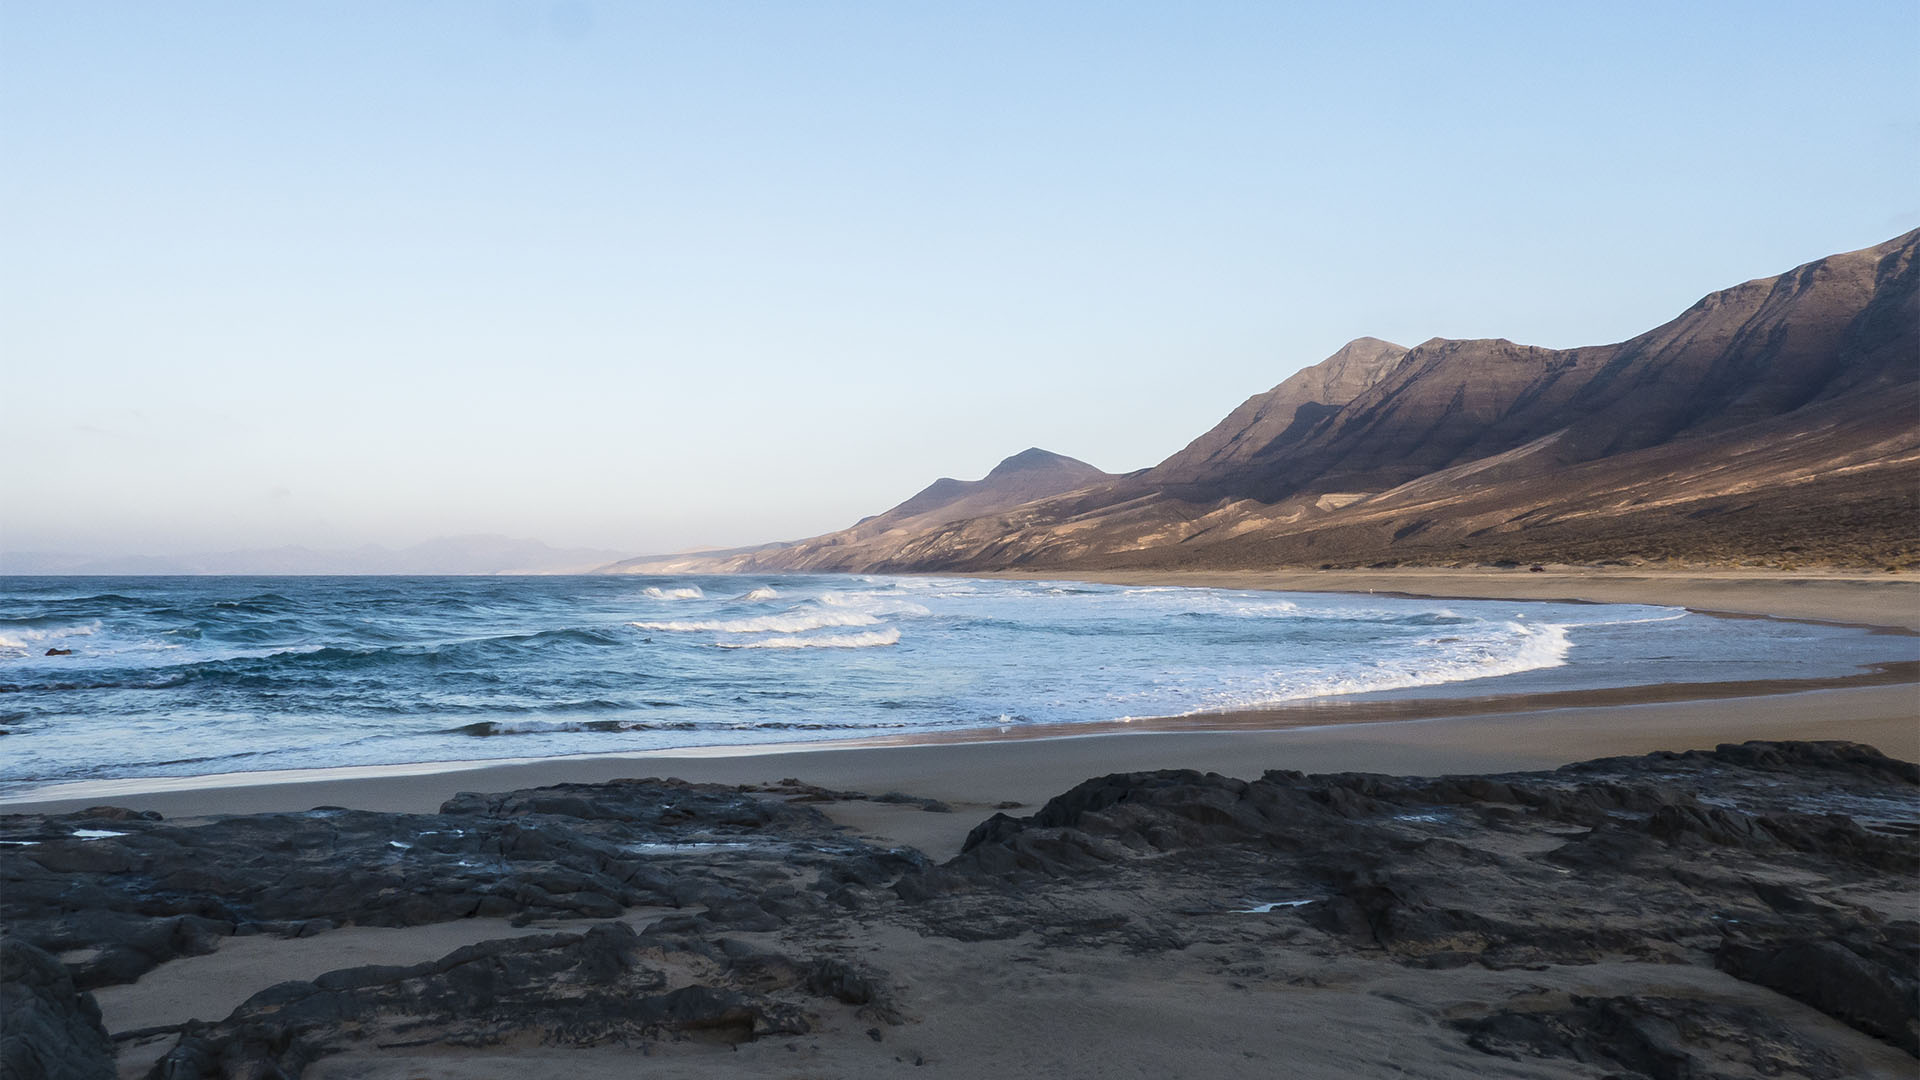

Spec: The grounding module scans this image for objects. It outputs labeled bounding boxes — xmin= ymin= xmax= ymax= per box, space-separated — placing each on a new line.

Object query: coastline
xmin=15 ymin=569 xmax=1920 ymax=1079
xmin=7 ymin=569 xmax=1914 ymax=847
xmin=970 ymin=566 xmax=1920 ymax=630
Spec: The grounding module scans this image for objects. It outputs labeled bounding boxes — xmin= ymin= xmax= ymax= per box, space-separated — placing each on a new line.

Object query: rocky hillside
xmin=607 ymin=231 xmax=1919 ymax=573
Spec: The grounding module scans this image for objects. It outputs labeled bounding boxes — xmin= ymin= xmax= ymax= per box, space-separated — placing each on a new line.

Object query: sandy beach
xmin=8 ymin=570 xmax=1918 ymax=1080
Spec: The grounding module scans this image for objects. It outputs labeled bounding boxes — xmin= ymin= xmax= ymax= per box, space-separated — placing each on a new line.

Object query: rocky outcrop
xmin=4 ymin=742 xmax=1913 ymax=1077
xmin=0 ymin=940 xmax=114 ymax=1080
xmin=147 ymin=924 xmax=894 ymax=1079
xmin=1456 ymin=994 xmax=1856 ymax=1079
xmin=903 ymin=741 xmax=1920 ymax=1062
xmin=0 ymin=780 xmax=924 ymax=991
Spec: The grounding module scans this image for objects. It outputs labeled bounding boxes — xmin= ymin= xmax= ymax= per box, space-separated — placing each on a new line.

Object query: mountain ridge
xmin=596 ymin=448 xmax=1113 ymax=575
xmin=602 ymin=231 xmax=1918 ymax=574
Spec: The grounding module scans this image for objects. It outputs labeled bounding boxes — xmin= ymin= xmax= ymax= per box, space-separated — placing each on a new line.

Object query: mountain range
xmin=603 ymin=230 xmax=1918 ymax=574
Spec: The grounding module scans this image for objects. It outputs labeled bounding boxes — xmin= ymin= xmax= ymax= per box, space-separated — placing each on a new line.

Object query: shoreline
xmin=5 ymin=569 xmax=1914 ymax=831
xmin=970 ymin=565 xmax=1920 ymax=629
xmin=5 ymin=657 xmax=1913 ymax=814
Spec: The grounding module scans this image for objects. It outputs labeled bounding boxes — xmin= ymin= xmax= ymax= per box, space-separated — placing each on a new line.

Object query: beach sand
xmin=12 ymin=570 xmax=1918 ymax=1079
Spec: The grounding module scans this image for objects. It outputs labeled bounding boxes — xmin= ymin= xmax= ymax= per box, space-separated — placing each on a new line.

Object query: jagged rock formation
xmin=0 ymin=782 xmax=921 ymax=992
xmin=2 ymin=743 xmax=1915 ymax=1077
xmin=1 ymin=940 xmax=114 ymax=1080
xmin=899 ymin=741 xmax=1920 ymax=1071
xmin=147 ymin=927 xmax=892 ymax=1078
xmin=616 ymin=231 xmax=1918 ymax=572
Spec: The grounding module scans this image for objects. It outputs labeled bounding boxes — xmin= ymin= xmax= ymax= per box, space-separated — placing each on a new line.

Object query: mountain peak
xmin=863 ymin=449 xmax=1112 ymax=530
xmin=1334 ymin=335 xmax=1405 ymax=353
xmin=1145 ymin=336 xmax=1412 ymax=486
xmin=985 ymin=447 xmax=1095 ymax=479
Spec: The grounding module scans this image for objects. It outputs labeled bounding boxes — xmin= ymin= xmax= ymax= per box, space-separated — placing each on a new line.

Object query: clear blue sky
xmin=4 ymin=1 xmax=1915 ymax=559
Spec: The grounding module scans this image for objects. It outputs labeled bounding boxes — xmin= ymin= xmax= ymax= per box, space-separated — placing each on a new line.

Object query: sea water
xmin=0 ymin=575 xmax=1906 ymax=795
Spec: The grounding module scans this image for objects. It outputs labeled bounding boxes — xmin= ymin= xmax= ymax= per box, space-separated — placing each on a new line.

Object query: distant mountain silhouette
xmin=597 ymin=449 xmax=1112 ymax=574
xmin=604 ymin=230 xmax=1917 ymax=572
xmin=5 ymin=535 xmax=627 ymax=575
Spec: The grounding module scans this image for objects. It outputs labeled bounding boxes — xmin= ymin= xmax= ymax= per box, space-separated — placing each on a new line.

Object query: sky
xmin=3 ymin=1 xmax=1916 ymax=561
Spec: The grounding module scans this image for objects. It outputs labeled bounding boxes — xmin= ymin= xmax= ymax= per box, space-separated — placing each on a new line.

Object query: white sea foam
xmin=740 ymin=586 xmax=780 ymax=602
xmin=0 ymin=622 xmax=102 ymax=652
xmin=642 ymin=586 xmax=705 ymax=600
xmin=819 ymin=592 xmax=931 ymax=617
xmin=633 ymin=609 xmax=882 ymax=634
xmin=1114 ymin=587 xmax=1303 ymax=618
xmin=1174 ymin=620 xmax=1574 ymax=713
xmin=1562 ymin=609 xmax=1689 ymax=628
xmin=450 ymin=718 xmax=689 ymax=737
xmin=724 ymin=627 xmax=902 ymax=650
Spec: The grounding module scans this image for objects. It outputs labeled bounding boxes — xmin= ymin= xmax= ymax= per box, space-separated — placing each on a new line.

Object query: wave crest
xmin=0 ymin=622 xmax=102 ymax=654
xmin=642 ymin=586 xmax=705 ymax=600
xmin=819 ymin=592 xmax=931 ymax=617
xmin=447 ymin=718 xmax=700 ymax=737
xmin=723 ymin=627 xmax=901 ymax=650
xmin=632 ymin=610 xmax=881 ymax=634
xmin=1180 ymin=620 xmax=1573 ymax=712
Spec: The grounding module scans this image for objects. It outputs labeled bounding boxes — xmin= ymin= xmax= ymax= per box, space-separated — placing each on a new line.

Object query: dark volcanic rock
xmin=1718 ymin=937 xmax=1920 ymax=1055
xmin=0 ymin=778 xmax=910 ymax=990
xmin=1457 ymin=994 xmax=1851 ymax=1079
xmin=147 ymin=922 xmax=887 ymax=1079
xmin=0 ymin=939 xmax=114 ymax=1080
xmin=910 ymin=741 xmax=1920 ymax=1058
xmin=4 ymin=741 xmax=1912 ymax=1078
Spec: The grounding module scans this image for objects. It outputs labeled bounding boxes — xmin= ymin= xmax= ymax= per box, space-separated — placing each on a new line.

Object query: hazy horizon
xmin=5 ymin=2 xmax=1916 ymax=563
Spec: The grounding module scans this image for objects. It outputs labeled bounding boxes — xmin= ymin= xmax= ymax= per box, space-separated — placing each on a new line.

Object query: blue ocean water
xmin=0 ymin=575 xmax=1906 ymax=795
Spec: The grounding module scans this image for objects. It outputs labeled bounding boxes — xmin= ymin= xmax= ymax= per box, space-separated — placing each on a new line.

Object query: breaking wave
xmin=448 ymin=719 xmax=701 ymax=737
xmin=642 ymin=586 xmax=705 ymax=600
xmin=1179 ymin=621 xmax=1574 ymax=713
xmin=632 ymin=610 xmax=881 ymax=634
xmin=0 ymin=622 xmax=101 ymax=651
xmin=722 ymin=627 xmax=903 ymax=650
xmin=819 ymin=592 xmax=932 ymax=616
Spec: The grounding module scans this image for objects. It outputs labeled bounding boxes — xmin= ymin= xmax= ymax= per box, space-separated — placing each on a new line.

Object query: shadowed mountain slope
xmin=603 ymin=231 xmax=1919 ymax=573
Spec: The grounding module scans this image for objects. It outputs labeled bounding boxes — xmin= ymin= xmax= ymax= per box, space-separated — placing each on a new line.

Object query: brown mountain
xmin=598 ymin=448 xmax=1113 ymax=575
xmin=864 ymin=448 xmax=1112 ymax=531
xmin=1146 ymin=335 xmax=1412 ymax=489
xmin=607 ymin=231 xmax=1919 ymax=574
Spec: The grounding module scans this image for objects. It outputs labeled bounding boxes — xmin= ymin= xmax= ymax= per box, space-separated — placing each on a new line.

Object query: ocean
xmin=0 ymin=574 xmax=1904 ymax=797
